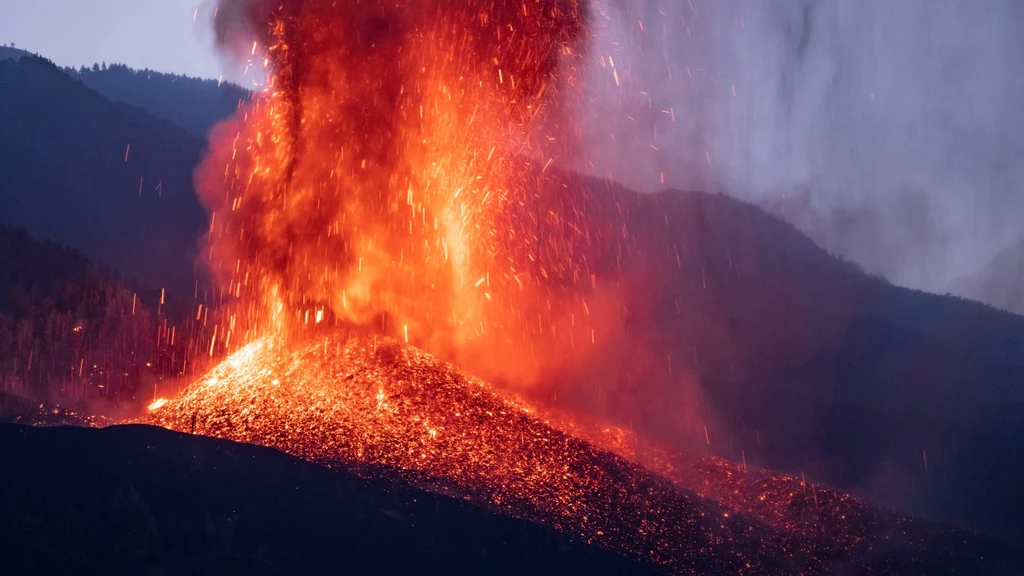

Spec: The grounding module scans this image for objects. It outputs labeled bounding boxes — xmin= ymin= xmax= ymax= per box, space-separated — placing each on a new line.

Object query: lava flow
xmin=146 ymin=330 xmax=999 ymax=574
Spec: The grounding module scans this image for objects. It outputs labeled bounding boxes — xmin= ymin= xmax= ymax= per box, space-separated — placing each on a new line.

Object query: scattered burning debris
xmin=1 ymin=1 xmax=1021 ymax=573
xmin=197 ymin=0 xmax=611 ymax=387
xmin=145 ymin=331 xmax=1011 ymax=574
xmin=98 ymin=1 xmax=1021 ymax=572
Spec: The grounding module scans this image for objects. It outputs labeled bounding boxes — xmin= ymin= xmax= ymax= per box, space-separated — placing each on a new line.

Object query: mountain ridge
xmin=66 ymin=63 xmax=250 ymax=139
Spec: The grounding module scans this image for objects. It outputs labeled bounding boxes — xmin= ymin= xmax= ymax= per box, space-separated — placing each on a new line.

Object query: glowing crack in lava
xmin=199 ymin=0 xmax=613 ymax=386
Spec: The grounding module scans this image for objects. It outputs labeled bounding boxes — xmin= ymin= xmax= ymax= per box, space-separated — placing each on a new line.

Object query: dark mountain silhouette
xmin=639 ymin=188 xmax=1024 ymax=546
xmin=67 ymin=63 xmax=250 ymax=139
xmin=951 ymin=239 xmax=1024 ymax=317
xmin=0 ymin=45 xmax=34 ymax=63
xmin=0 ymin=54 xmax=208 ymax=301
xmin=0 ymin=423 xmax=657 ymax=576
xmin=518 ymin=169 xmax=1024 ymax=548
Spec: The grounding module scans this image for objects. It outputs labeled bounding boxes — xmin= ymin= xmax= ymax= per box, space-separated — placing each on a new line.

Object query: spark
xmin=144 ymin=331 xmax=960 ymax=573
xmin=135 ymin=1 xmax=988 ymax=571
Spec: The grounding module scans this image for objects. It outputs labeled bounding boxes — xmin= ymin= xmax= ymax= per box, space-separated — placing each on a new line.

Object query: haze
xmin=585 ymin=0 xmax=1024 ymax=312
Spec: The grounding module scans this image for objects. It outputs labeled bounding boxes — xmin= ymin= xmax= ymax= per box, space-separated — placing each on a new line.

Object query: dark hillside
xmin=525 ymin=171 xmax=1024 ymax=546
xmin=0 ymin=45 xmax=34 ymax=62
xmin=0 ymin=225 xmax=195 ymax=406
xmin=68 ymin=63 xmax=250 ymax=138
xmin=0 ymin=55 xmax=208 ymax=300
xmin=0 ymin=423 xmax=656 ymax=576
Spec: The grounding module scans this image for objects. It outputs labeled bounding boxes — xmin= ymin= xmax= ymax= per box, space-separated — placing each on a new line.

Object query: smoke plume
xmin=581 ymin=0 xmax=1024 ymax=312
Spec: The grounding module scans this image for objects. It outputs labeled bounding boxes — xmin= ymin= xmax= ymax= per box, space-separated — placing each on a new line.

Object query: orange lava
xmin=145 ymin=330 xmax=978 ymax=574
xmin=198 ymin=0 xmax=614 ymax=386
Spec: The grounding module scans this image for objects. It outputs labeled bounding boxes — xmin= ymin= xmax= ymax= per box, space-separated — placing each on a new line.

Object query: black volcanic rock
xmin=0 ymin=423 xmax=658 ymax=576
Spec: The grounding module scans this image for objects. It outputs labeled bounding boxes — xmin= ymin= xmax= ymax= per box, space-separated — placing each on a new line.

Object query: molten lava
xmin=147 ymin=330 xmax=993 ymax=574
xmin=198 ymin=0 xmax=616 ymax=386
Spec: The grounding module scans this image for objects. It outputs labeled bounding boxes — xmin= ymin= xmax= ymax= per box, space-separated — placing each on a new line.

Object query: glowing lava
xmin=146 ymin=330 xmax=992 ymax=574
xmin=198 ymin=0 xmax=615 ymax=386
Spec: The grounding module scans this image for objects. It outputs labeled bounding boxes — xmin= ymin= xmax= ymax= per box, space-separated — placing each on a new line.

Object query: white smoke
xmin=581 ymin=0 xmax=1024 ymax=310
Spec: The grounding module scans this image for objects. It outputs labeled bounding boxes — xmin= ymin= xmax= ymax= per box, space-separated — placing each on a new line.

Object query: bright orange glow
xmin=147 ymin=330 xmax=963 ymax=572
xmin=147 ymin=398 xmax=169 ymax=411
xmin=197 ymin=0 xmax=615 ymax=387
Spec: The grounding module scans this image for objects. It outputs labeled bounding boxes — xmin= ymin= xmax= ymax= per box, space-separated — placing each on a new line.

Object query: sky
xmin=0 ymin=0 xmax=222 ymax=78
xmin=3 ymin=0 xmax=1023 ymax=312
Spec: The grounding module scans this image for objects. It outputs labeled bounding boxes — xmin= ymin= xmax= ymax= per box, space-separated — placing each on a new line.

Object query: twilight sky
xmin=1 ymin=0 xmax=222 ymax=78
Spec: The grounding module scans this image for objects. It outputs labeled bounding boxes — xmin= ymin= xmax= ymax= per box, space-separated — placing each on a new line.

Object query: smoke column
xmin=581 ymin=0 xmax=1024 ymax=312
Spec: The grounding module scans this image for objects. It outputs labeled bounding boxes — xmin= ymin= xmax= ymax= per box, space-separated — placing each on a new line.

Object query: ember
xmin=146 ymin=331 xmax=1002 ymax=574
xmin=197 ymin=0 xmax=613 ymax=386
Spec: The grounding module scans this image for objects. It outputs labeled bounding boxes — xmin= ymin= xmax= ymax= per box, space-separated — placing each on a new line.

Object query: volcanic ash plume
xmin=196 ymin=0 xmax=630 ymax=386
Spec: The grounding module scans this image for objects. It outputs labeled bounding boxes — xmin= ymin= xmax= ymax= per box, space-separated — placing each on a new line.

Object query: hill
xmin=506 ymin=169 xmax=1024 ymax=547
xmin=0 ymin=224 xmax=152 ymax=404
xmin=638 ymin=187 xmax=1024 ymax=546
xmin=0 ymin=54 xmax=208 ymax=300
xmin=141 ymin=329 xmax=1020 ymax=574
xmin=951 ymin=238 xmax=1024 ymax=316
xmin=0 ymin=422 xmax=657 ymax=576
xmin=67 ymin=63 xmax=250 ymax=139
xmin=0 ymin=45 xmax=33 ymax=62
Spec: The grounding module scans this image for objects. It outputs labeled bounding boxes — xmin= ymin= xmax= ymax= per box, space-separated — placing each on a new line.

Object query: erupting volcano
xmin=147 ymin=330 xmax=1004 ymax=574
xmin=198 ymin=0 xmax=617 ymax=387
xmin=125 ymin=0 xmax=1017 ymax=573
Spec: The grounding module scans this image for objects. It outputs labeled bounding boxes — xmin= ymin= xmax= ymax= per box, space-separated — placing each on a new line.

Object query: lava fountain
xmin=197 ymin=0 xmax=626 ymax=387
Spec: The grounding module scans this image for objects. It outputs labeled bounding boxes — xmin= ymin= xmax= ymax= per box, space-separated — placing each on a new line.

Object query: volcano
xmin=144 ymin=330 xmax=1017 ymax=574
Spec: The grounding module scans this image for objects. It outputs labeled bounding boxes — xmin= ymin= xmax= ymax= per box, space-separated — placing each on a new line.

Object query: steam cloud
xmin=581 ymin=0 xmax=1024 ymax=313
